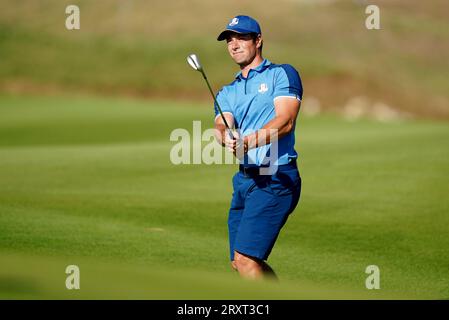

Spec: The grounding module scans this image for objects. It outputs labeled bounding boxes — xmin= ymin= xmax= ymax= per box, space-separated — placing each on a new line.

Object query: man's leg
xmin=234 ymin=251 xmax=278 ymax=280
xmin=228 ymin=172 xmax=247 ymax=271
xmin=232 ymin=169 xmax=301 ymax=280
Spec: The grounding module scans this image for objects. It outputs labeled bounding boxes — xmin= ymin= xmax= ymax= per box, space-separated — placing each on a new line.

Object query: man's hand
xmin=214 ymin=113 xmax=235 ymax=146
xmin=224 ymin=130 xmax=239 ymax=153
xmin=224 ymin=130 xmax=247 ymax=158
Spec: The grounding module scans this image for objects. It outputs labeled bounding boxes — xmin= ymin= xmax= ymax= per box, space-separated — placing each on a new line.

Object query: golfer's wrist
xmin=244 ymin=131 xmax=259 ymax=152
xmin=214 ymin=128 xmax=226 ymax=147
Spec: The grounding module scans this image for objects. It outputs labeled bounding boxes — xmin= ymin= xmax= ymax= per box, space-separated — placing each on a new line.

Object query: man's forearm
xmin=215 ymin=113 xmax=235 ymax=147
xmin=244 ymin=116 xmax=294 ymax=151
xmin=214 ymin=123 xmax=227 ymax=146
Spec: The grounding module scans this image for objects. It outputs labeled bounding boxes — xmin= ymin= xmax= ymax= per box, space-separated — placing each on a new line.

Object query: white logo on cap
xmin=229 ymin=18 xmax=239 ymax=26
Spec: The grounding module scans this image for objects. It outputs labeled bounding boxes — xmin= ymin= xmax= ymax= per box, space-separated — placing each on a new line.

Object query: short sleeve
xmin=214 ymin=87 xmax=233 ymax=120
xmin=273 ymin=64 xmax=303 ymax=101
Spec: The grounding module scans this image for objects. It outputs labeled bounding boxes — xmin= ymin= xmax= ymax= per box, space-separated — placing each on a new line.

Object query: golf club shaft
xmin=200 ymin=71 xmax=235 ymax=140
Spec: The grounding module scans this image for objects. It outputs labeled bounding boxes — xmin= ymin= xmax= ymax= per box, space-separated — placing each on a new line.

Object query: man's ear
xmin=256 ymin=35 xmax=263 ymax=48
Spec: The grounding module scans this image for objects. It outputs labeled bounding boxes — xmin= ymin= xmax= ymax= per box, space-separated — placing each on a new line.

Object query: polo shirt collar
xmin=235 ymin=59 xmax=272 ymax=80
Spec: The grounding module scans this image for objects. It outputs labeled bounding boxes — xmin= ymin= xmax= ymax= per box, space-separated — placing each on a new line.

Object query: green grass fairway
xmin=0 ymin=94 xmax=448 ymax=299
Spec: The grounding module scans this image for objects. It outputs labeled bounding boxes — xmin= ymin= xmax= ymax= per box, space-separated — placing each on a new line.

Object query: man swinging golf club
xmin=187 ymin=15 xmax=303 ymax=280
xmin=213 ymin=15 xmax=303 ymax=280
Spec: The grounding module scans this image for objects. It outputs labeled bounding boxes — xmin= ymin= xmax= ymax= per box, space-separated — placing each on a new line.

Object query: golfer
xmin=214 ymin=15 xmax=303 ymax=279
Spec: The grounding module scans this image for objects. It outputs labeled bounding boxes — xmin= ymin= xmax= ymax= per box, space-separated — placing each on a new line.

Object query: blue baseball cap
xmin=217 ymin=15 xmax=262 ymax=41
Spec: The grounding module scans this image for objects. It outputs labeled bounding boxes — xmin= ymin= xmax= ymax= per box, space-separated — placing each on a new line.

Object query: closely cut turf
xmin=0 ymin=94 xmax=448 ymax=299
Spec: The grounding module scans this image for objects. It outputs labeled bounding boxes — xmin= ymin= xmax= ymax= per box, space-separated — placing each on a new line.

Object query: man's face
xmin=226 ymin=32 xmax=260 ymax=66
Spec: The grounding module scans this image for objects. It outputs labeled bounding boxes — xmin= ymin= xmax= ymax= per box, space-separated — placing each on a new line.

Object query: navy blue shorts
xmin=228 ymin=161 xmax=301 ymax=261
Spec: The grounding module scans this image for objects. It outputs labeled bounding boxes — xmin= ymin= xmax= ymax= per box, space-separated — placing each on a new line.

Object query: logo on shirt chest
xmin=258 ymin=83 xmax=268 ymax=94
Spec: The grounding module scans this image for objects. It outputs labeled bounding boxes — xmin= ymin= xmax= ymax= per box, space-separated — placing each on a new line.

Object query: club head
xmin=187 ymin=54 xmax=202 ymax=72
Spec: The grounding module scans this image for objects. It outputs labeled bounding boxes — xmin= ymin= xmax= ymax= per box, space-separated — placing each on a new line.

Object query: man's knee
xmin=234 ymin=251 xmax=259 ymax=270
xmin=231 ymin=260 xmax=238 ymax=271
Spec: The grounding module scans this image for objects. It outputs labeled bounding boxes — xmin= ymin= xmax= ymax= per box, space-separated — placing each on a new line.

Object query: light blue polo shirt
xmin=214 ymin=59 xmax=303 ymax=166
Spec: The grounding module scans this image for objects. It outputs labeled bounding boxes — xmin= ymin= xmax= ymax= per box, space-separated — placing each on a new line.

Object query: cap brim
xmin=217 ymin=28 xmax=254 ymax=41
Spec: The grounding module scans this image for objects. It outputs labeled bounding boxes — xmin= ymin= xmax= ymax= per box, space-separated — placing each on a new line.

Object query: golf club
xmin=187 ymin=53 xmax=235 ymax=140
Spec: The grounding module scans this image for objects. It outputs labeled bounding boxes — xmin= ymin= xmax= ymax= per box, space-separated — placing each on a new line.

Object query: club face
xmin=187 ymin=54 xmax=202 ymax=71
